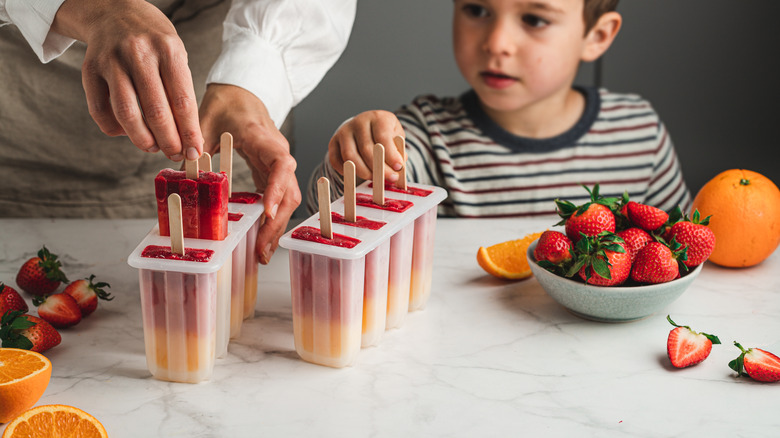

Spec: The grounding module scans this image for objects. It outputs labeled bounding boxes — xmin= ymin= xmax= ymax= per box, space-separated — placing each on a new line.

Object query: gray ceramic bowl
xmin=526 ymin=241 xmax=702 ymax=323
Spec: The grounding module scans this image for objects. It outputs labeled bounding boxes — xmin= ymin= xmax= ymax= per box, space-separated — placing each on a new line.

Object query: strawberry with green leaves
xmin=16 ymin=246 xmax=69 ymax=296
xmin=33 ymin=293 xmax=82 ymax=328
xmin=555 ymin=184 xmax=619 ymax=242
xmin=631 ymin=240 xmax=686 ymax=284
xmin=616 ymin=227 xmax=653 ymax=261
xmin=533 ymin=230 xmax=574 ymax=275
xmin=667 ymin=210 xmax=716 ymax=267
xmin=625 ymin=201 xmax=669 ymax=231
xmin=0 ymin=310 xmax=62 ymax=353
xmin=666 ymin=315 xmax=721 ymax=368
xmin=63 ymin=274 xmax=113 ymax=317
xmin=729 ymin=342 xmax=780 ymax=382
xmin=568 ymin=232 xmax=631 ymax=286
xmin=0 ymin=283 xmax=28 ymax=315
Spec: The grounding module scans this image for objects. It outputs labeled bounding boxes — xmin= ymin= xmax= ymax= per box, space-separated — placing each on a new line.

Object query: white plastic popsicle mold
xmin=279 ymin=180 xmax=446 ymax=367
xmin=127 ymin=197 xmax=263 ymax=382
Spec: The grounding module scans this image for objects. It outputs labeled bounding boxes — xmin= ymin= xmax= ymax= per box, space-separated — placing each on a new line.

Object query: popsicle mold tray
xmin=279 ymin=180 xmax=446 ymax=368
xmin=127 ymin=197 xmax=264 ymax=383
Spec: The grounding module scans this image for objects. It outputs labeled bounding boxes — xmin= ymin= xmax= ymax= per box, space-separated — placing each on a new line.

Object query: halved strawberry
xmin=63 ymin=275 xmax=113 ymax=317
xmin=729 ymin=342 xmax=780 ymax=382
xmin=0 ymin=282 xmax=28 ymax=315
xmin=666 ymin=315 xmax=721 ymax=368
xmin=0 ymin=310 xmax=62 ymax=353
xmin=33 ymin=293 xmax=82 ymax=328
xmin=16 ymin=246 xmax=69 ymax=296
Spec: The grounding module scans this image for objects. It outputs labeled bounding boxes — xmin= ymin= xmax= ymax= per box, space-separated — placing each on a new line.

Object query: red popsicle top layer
xmin=155 ymin=169 xmax=229 ymax=241
xmin=355 ymin=193 xmax=413 ymax=213
xmin=370 ymin=182 xmax=433 ymax=197
xmin=141 ymin=245 xmax=214 ymax=262
xmin=291 ymin=226 xmax=361 ymax=248
xmin=228 ymin=212 xmax=244 ymax=221
xmin=229 ymin=192 xmax=262 ymax=204
xmin=330 ymin=212 xmax=386 ymax=230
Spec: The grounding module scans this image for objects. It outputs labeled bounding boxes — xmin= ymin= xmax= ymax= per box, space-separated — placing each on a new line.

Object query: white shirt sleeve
xmin=206 ymin=0 xmax=356 ymax=128
xmin=0 ymin=0 xmax=76 ymax=63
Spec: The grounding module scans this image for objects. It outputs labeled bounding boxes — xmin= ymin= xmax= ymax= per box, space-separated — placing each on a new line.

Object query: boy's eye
xmin=462 ymin=4 xmax=489 ymax=18
xmin=521 ymin=14 xmax=549 ymax=28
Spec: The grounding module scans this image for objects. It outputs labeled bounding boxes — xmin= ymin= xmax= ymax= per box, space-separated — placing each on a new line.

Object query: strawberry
xmin=666 ymin=315 xmax=721 ymax=368
xmin=616 ymin=227 xmax=653 ymax=260
xmin=33 ymin=293 xmax=82 ymax=328
xmin=16 ymin=246 xmax=69 ymax=296
xmin=0 ymin=282 xmax=28 ymax=315
xmin=0 ymin=310 xmax=62 ymax=353
xmin=534 ymin=231 xmax=573 ymax=264
xmin=631 ymin=241 xmax=685 ymax=284
xmin=668 ymin=210 xmax=715 ymax=267
xmin=555 ymin=184 xmax=619 ymax=242
xmin=729 ymin=342 xmax=780 ymax=382
xmin=626 ymin=201 xmax=668 ymax=231
xmin=63 ymin=274 xmax=113 ymax=317
xmin=569 ymin=232 xmax=631 ymax=286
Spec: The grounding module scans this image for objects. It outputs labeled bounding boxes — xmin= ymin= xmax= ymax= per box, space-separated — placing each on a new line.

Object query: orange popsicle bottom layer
xmin=145 ymin=328 xmax=215 ymax=383
xmin=293 ymin=316 xmax=362 ymax=368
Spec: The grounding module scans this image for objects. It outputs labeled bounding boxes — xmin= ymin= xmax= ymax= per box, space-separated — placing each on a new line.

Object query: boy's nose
xmin=482 ymin=18 xmax=517 ymax=56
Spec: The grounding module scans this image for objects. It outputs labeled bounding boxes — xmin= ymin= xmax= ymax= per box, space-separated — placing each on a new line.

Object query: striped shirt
xmin=307 ymin=87 xmax=691 ymax=218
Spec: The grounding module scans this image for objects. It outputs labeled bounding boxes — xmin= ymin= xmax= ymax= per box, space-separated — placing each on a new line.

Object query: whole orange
xmin=690 ymin=169 xmax=780 ymax=267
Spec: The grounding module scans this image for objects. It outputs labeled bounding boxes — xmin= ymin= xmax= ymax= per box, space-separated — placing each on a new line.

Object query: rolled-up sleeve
xmin=1 ymin=0 xmax=75 ymax=63
xmin=206 ymin=0 xmax=356 ymax=127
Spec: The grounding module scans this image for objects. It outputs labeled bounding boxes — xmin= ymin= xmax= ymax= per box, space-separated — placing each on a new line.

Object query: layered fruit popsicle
xmin=288 ymin=226 xmax=365 ymax=368
xmin=332 ymin=212 xmax=389 ymax=347
xmin=355 ymin=192 xmax=415 ymax=330
xmin=155 ymin=169 xmax=229 ymax=241
xmin=229 ymin=191 xmax=263 ymax=320
xmin=137 ymin=245 xmax=218 ymax=383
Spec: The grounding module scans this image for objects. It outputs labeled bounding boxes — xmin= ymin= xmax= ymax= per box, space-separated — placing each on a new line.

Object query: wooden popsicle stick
xmin=220 ymin=132 xmax=233 ymax=195
xmin=185 ymin=157 xmax=199 ymax=179
xmin=372 ymin=143 xmax=385 ymax=206
xmin=317 ymin=177 xmax=333 ymax=239
xmin=168 ymin=193 xmax=185 ymax=256
xmin=344 ymin=160 xmax=356 ymax=223
xmin=393 ymin=136 xmax=407 ymax=190
xmin=198 ymin=152 xmax=212 ymax=172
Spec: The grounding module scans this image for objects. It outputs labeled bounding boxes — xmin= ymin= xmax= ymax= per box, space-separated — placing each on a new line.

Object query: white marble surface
xmin=0 ymin=217 xmax=778 ymax=437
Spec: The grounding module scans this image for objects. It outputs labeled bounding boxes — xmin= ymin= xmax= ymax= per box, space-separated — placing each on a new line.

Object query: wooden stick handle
xmin=344 ymin=160 xmax=356 ymax=222
xmin=220 ymin=132 xmax=233 ymax=195
xmin=317 ymin=177 xmax=333 ymax=239
xmin=185 ymin=157 xmax=199 ymax=180
xmin=393 ymin=136 xmax=407 ymax=190
xmin=372 ymin=143 xmax=385 ymax=206
xmin=198 ymin=152 xmax=212 ymax=172
xmin=167 ymin=193 xmax=185 ymax=255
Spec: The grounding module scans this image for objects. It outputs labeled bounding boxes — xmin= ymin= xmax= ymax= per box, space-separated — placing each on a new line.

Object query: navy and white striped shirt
xmin=307 ymin=87 xmax=691 ymax=218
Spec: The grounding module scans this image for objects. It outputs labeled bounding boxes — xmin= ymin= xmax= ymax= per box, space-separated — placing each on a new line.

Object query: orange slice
xmin=0 ymin=349 xmax=52 ymax=424
xmin=477 ymin=231 xmax=544 ymax=280
xmin=2 ymin=404 xmax=107 ymax=437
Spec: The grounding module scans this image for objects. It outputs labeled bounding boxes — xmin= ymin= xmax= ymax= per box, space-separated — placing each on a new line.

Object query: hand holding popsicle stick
xmin=373 ymin=143 xmax=385 ymax=206
xmin=168 ymin=193 xmax=185 ymax=256
xmin=344 ymin=160 xmax=357 ymax=223
xmin=317 ymin=177 xmax=333 ymax=239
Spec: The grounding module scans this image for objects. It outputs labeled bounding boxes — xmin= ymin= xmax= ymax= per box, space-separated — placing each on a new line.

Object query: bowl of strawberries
xmin=527 ymin=185 xmax=713 ymax=323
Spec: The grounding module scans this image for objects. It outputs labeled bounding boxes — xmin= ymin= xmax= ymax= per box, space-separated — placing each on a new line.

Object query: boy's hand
xmin=328 ymin=110 xmax=406 ymax=182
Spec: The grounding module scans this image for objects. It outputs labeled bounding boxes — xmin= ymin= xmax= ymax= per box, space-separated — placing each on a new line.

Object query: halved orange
xmin=477 ymin=231 xmax=544 ymax=280
xmin=2 ymin=404 xmax=107 ymax=437
xmin=0 ymin=349 xmax=52 ymax=424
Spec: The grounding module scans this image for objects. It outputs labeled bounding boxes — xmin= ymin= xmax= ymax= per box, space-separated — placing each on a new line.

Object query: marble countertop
xmin=0 ymin=217 xmax=778 ymax=437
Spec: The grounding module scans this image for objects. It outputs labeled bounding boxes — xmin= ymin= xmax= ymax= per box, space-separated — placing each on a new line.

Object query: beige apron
xmin=0 ymin=0 xmax=276 ymax=218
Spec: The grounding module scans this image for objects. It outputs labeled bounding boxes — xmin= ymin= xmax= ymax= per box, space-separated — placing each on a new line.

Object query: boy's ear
xmin=581 ymin=11 xmax=622 ymax=62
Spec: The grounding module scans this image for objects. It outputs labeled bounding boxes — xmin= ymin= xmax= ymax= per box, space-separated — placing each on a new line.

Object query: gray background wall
xmin=292 ymin=1 xmax=780 ymax=216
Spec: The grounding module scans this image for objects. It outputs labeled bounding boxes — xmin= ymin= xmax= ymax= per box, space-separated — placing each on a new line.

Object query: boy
xmin=307 ymin=0 xmax=691 ymax=217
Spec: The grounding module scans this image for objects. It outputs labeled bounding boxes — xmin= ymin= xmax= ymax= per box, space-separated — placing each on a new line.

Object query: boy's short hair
xmin=584 ymin=0 xmax=619 ymax=33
